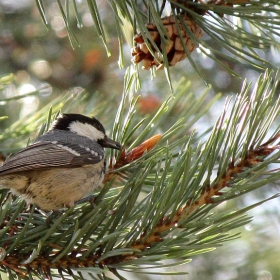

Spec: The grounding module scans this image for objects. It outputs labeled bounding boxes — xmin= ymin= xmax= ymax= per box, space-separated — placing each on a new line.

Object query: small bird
xmin=0 ymin=113 xmax=121 ymax=211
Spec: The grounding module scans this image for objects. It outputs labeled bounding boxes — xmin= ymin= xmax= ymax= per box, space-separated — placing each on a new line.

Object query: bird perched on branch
xmin=0 ymin=113 xmax=121 ymax=211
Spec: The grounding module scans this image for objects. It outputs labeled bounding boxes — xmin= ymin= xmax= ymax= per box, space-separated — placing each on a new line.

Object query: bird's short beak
xmin=101 ymin=136 xmax=122 ymax=150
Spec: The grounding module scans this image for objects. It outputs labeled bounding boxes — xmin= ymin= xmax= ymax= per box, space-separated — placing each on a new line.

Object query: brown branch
xmin=105 ymin=135 xmax=280 ymax=263
xmin=1 ymin=253 xmax=100 ymax=277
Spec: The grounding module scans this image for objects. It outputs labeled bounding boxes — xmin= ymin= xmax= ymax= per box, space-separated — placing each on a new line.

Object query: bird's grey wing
xmin=0 ymin=141 xmax=104 ymax=176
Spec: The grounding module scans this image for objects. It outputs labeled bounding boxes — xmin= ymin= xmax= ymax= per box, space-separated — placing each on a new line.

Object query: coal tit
xmin=0 ymin=113 xmax=121 ymax=211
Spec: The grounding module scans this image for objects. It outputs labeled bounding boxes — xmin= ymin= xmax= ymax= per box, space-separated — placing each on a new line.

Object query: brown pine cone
xmin=131 ymin=15 xmax=203 ymax=70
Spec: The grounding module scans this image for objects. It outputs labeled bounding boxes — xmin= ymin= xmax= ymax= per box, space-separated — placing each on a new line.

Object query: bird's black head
xmin=51 ymin=113 xmax=121 ymax=150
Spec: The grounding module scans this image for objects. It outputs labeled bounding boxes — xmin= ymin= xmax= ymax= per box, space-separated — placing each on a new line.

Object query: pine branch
xmin=101 ymin=70 xmax=280 ymax=265
xmin=107 ymin=133 xmax=280 ymax=259
xmin=34 ymin=1 xmax=280 ymax=82
xmin=0 ymin=70 xmax=280 ymax=279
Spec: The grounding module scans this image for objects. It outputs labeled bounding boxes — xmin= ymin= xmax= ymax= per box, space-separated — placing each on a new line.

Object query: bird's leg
xmin=74 ymin=195 xmax=96 ymax=207
xmin=43 ymin=210 xmax=64 ymax=225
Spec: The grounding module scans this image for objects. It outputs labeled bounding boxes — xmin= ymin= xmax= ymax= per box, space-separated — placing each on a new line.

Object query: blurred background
xmin=0 ymin=0 xmax=279 ymax=279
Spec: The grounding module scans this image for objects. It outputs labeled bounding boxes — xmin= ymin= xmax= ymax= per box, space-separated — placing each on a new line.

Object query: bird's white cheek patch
xmin=69 ymin=121 xmax=105 ymax=141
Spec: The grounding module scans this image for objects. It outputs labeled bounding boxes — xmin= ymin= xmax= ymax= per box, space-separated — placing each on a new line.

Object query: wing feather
xmin=0 ymin=141 xmax=103 ymax=176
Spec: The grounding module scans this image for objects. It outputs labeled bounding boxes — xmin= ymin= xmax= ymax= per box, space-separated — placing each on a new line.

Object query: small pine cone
xmin=131 ymin=15 xmax=203 ymax=70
